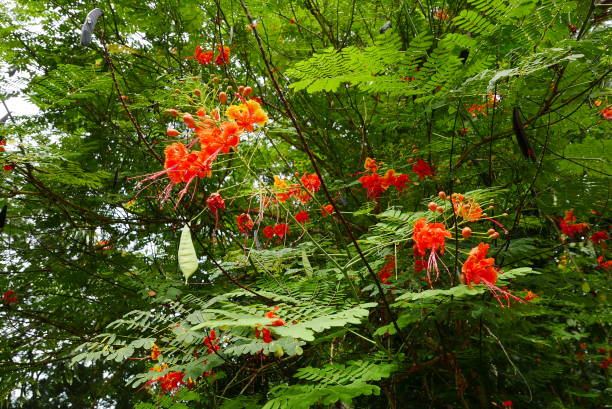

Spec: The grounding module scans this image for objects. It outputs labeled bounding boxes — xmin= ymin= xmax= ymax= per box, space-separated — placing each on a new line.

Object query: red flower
xmin=459 ymin=128 xmax=469 ymax=135
xmin=559 ymin=209 xmax=589 ymax=236
xmin=600 ymin=106 xmax=612 ymax=120
xmin=2 ymin=290 xmax=18 ymax=305
xmin=382 ymin=169 xmax=410 ymax=192
xmin=236 ymin=213 xmax=254 ymax=234
xmin=191 ymin=45 xmax=213 ymax=65
xmin=300 ymin=172 xmax=320 ymax=192
xmin=502 ymin=401 xmax=513 ymax=408
xmin=598 ymin=256 xmax=612 ymax=270
xmin=3 ymin=164 xmax=14 ymax=172
xmin=579 ymin=342 xmax=588 ymax=350
xmin=462 ymin=243 xmax=524 ymax=307
xmin=206 ymin=193 xmax=225 ymax=213
xmin=155 ymin=371 xmax=185 ymax=393
xmin=524 ymin=290 xmax=539 ymax=301
xmin=295 ymin=211 xmax=310 ymax=225
xmin=590 ymin=230 xmax=609 ymax=247
xmin=412 ymin=218 xmax=451 ymax=258
xmin=462 ymin=243 xmax=499 ymax=287
xmin=359 ymin=172 xmax=386 ymax=199
xmin=378 ymin=255 xmax=396 ymax=284
xmin=273 ymin=223 xmax=289 ymax=238
xmin=214 ymin=44 xmax=231 ymax=65
xmin=412 ymin=158 xmax=435 ymax=179
xmin=0 ymin=140 xmax=5 ymax=151
xmin=321 ymin=204 xmax=334 ymax=217
xmin=265 ymin=306 xmax=286 ymax=326
xmin=261 ymin=328 xmax=272 ymax=343
xmin=263 ymin=225 xmax=275 ymax=240
xmin=203 ymin=330 xmax=220 ymax=354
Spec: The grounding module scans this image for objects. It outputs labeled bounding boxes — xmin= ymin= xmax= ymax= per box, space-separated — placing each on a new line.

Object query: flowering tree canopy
xmin=0 ymin=0 xmax=610 ymax=408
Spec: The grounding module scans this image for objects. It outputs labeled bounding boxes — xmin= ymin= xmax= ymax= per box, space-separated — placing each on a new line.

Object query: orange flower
xmin=196 ymin=120 xmax=243 ymax=155
xmin=412 ymin=218 xmax=451 ymax=258
xmin=600 ymin=106 xmax=612 ymax=120
xmin=190 ymin=45 xmax=213 ymax=65
xmin=451 ymin=193 xmax=483 ymax=221
xmin=226 ymin=100 xmax=268 ymax=132
xmin=273 ymin=176 xmax=293 ymax=202
xmin=164 ymin=143 xmax=213 ymax=183
xmin=462 ymin=243 xmax=524 ymax=307
xmin=151 ymin=343 xmax=161 ymax=360
xmin=462 ymin=243 xmax=499 ymax=287
xmin=364 ymin=157 xmax=378 ymax=172
xmin=214 ymin=44 xmax=231 ymax=65
xmin=236 ymin=213 xmax=254 ymax=234
xmin=524 ymin=290 xmax=539 ymax=301
xmin=321 ymin=204 xmax=334 ymax=217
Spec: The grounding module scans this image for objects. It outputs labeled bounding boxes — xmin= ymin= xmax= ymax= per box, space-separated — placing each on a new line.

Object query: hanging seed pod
xmin=80 ymin=8 xmax=103 ymax=46
xmin=512 ymin=107 xmax=536 ymax=162
xmin=178 ymin=224 xmax=198 ymax=283
xmin=0 ymin=204 xmax=7 ymax=231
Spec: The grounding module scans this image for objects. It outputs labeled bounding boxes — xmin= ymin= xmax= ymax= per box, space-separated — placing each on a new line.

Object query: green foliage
xmin=1 ymin=0 xmax=611 ymax=408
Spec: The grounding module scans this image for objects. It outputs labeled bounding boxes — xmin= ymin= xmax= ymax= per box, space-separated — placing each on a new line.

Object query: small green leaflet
xmin=178 ymin=224 xmax=198 ymax=283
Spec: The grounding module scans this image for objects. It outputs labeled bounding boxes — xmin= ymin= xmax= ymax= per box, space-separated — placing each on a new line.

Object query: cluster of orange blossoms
xmin=358 ymin=158 xmax=410 ymax=199
xmin=190 ymin=44 xmax=230 ymax=66
xmin=452 ymin=193 xmax=483 ymax=221
xmin=263 ymin=223 xmax=290 ymax=240
xmin=559 ymin=209 xmax=589 ymax=236
xmin=273 ymin=173 xmax=321 ymax=203
xmin=140 ymin=98 xmax=267 ymax=204
xmin=461 ymin=243 xmax=524 ymax=307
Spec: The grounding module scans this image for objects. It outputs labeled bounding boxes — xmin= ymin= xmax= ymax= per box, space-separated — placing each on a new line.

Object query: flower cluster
xmin=411 ymin=158 xmax=435 ymax=180
xmin=273 ymin=173 xmax=321 ymax=203
xmin=148 ymin=371 xmax=185 ymax=394
xmin=378 ymin=255 xmax=396 ymax=284
xmin=190 ymin=44 xmax=231 ymax=66
xmin=2 ymin=289 xmax=18 ymax=305
xmin=461 ymin=243 xmax=524 ymax=307
xmin=452 ymin=193 xmax=483 ymax=221
xmin=358 ymin=158 xmax=410 ymax=200
xmin=559 ymin=209 xmax=589 ymax=236
xmin=236 ymin=213 xmax=254 ymax=234
xmin=138 ymin=98 xmax=267 ymax=205
xmin=203 ymin=330 xmax=220 ymax=355
xmin=413 ymin=218 xmax=452 ymax=285
xmin=263 ymin=223 xmax=290 ymax=240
